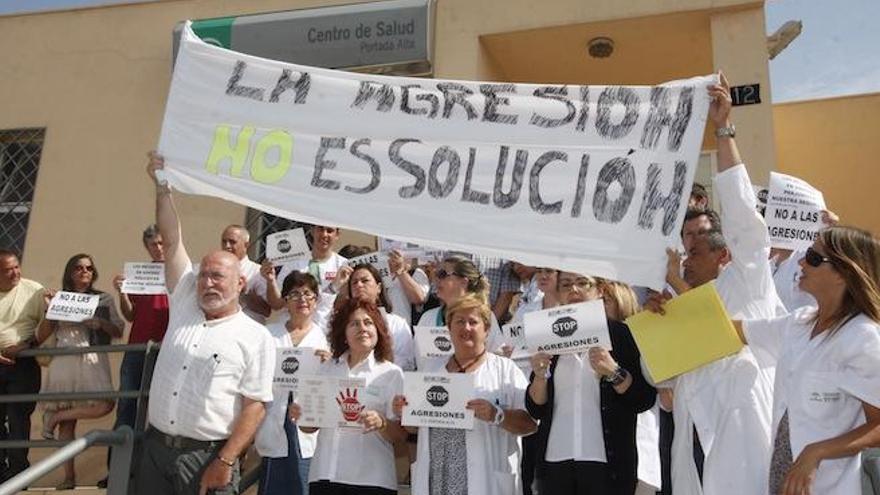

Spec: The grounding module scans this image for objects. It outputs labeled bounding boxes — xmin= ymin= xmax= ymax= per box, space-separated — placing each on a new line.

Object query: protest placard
xmin=764 ymin=172 xmax=827 ymax=250
xmin=501 ymin=321 xmax=529 ymax=360
xmin=296 ymin=376 xmax=367 ymax=429
xmin=347 ymin=251 xmax=392 ymax=283
xmin=121 ymin=262 xmax=166 ymax=295
xmin=46 ymin=291 xmax=101 ymax=322
xmin=273 ymin=347 xmax=323 ymax=391
xmin=523 ymin=300 xmax=611 ymax=355
xmin=157 ymin=23 xmax=714 ymax=290
xmin=265 ymin=228 xmax=311 ymax=264
xmin=402 ymin=372 xmax=475 ymax=429
xmin=413 ymin=325 xmax=454 ymax=360
xmin=626 ymin=282 xmax=742 ymax=383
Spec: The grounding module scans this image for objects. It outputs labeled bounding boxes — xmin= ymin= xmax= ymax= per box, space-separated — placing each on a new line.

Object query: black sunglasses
xmin=436 ymin=268 xmax=463 ymax=280
xmin=804 ymin=247 xmax=832 ymax=268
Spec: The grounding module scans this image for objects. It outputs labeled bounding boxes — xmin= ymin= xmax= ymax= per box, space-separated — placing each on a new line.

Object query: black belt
xmin=149 ymin=428 xmax=226 ymax=451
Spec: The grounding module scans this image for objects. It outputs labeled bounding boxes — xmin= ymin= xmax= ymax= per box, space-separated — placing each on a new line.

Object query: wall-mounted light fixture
xmin=588 ymin=37 xmax=614 ymax=58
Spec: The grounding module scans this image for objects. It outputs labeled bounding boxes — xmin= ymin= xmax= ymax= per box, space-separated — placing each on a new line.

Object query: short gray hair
xmin=142 ymin=224 xmax=160 ymax=245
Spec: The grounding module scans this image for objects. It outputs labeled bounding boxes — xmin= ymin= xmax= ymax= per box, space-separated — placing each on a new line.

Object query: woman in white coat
xmin=395 ymin=294 xmax=537 ymax=494
xmin=256 ymin=271 xmax=330 ymax=495
xmin=734 ymin=226 xmax=880 ymax=494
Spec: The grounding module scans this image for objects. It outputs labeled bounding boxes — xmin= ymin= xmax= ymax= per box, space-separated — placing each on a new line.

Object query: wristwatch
xmin=715 ymin=124 xmax=736 ymax=138
xmin=492 ymin=404 xmax=505 ymax=426
xmin=603 ymin=367 xmax=629 ymax=386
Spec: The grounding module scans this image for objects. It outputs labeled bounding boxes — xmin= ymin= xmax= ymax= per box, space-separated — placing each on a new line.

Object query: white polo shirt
xmin=382 ymin=308 xmax=416 ymax=371
xmin=308 ymin=352 xmax=403 ymax=491
xmin=277 ymin=253 xmax=348 ymax=331
xmin=147 ymin=266 xmax=275 ymax=441
xmin=255 ymin=321 xmax=328 ymax=459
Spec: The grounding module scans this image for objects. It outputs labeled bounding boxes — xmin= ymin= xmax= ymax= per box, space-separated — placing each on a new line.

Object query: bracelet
xmin=215 ymin=455 xmax=235 ymax=467
xmin=603 ymin=367 xmax=629 ymax=386
xmin=492 ymin=405 xmax=505 ymax=426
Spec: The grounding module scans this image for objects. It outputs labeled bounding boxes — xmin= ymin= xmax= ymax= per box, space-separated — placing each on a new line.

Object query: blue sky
xmin=2 ymin=0 xmax=878 ymax=102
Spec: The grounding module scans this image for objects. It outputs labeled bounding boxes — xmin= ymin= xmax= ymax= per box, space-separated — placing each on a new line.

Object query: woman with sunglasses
xmin=36 ymin=253 xmax=123 ymax=490
xmin=416 ymin=255 xmax=504 ymax=361
xmin=526 ymin=272 xmax=656 ymax=495
xmin=256 ymin=271 xmax=330 ymax=495
xmin=733 ymin=227 xmax=880 ymax=495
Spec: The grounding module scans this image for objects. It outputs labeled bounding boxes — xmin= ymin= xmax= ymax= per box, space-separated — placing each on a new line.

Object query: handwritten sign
xmin=402 ymin=372 xmax=475 ymax=429
xmin=501 ymin=321 xmax=529 ymax=360
xmin=523 ymin=300 xmax=611 ymax=355
xmin=266 ymin=228 xmax=311 ymax=264
xmin=765 ymin=172 xmax=827 ymax=250
xmin=157 ymin=23 xmax=714 ymax=290
xmin=121 ymin=262 xmax=166 ymax=295
xmin=46 ymin=291 xmax=100 ymax=322
xmin=273 ymin=347 xmax=322 ymax=391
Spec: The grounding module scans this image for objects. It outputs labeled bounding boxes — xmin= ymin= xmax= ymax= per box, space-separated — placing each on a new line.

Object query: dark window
xmin=0 ymin=128 xmax=44 ymax=259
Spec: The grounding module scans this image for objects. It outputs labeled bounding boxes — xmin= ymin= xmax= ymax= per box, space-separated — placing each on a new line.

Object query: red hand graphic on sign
xmin=336 ymin=388 xmax=364 ymax=422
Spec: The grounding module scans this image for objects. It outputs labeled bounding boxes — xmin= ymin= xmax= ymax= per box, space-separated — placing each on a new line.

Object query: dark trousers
xmin=0 ymin=357 xmax=41 ymax=479
xmin=137 ymin=429 xmax=240 ymax=495
xmin=658 ymin=409 xmax=674 ymax=495
xmin=114 ymin=351 xmax=146 ymax=430
xmin=258 ymin=413 xmax=310 ymax=495
xmin=521 ymin=433 xmax=537 ymax=495
xmin=536 ymin=460 xmax=611 ymax=495
xmin=309 ymin=481 xmax=395 ymax=495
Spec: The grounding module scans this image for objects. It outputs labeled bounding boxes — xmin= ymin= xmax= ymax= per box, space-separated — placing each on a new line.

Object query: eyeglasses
xmin=73 ymin=265 xmax=94 ymax=273
xmin=285 ymin=291 xmax=317 ymax=302
xmin=559 ymin=278 xmax=596 ymax=292
xmin=804 ymin=247 xmax=833 ymax=268
xmin=436 ymin=268 xmax=464 ymax=280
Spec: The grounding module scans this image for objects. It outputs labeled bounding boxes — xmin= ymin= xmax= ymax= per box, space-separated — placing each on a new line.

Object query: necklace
xmin=451 ymin=349 xmax=487 ymax=373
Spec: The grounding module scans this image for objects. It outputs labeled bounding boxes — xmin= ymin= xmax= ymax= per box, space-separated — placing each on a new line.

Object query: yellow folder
xmin=625 ymin=282 xmax=743 ymax=383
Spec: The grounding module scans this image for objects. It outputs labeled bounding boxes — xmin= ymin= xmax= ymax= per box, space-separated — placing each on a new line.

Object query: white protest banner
xmin=296 ymin=376 xmax=367 ymax=429
xmin=46 ymin=291 xmax=101 ymax=322
xmin=378 ymin=237 xmax=443 ymax=263
xmin=273 ymin=347 xmax=322 ymax=391
xmin=501 ymin=321 xmax=529 ymax=360
xmin=402 ymin=372 xmax=475 ymax=430
xmin=523 ymin=300 xmax=611 ymax=355
xmin=121 ymin=262 xmax=166 ymax=295
xmin=158 ymin=23 xmax=714 ymax=289
xmin=765 ymin=172 xmax=827 ymax=250
xmin=347 ymin=251 xmax=392 ymax=283
xmin=265 ymin=228 xmax=311 ymax=264
xmin=414 ymin=325 xmax=454 ymax=360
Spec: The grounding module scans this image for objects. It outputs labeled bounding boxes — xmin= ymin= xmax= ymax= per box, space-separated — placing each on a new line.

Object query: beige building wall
xmin=773 ymin=92 xmax=880 ymax=235
xmin=0 ymin=0 xmax=775 ymax=487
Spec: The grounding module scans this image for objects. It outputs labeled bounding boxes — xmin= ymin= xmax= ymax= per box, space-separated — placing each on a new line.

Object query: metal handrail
xmin=16 ymin=342 xmax=156 ymax=358
xmin=0 ymin=427 xmax=134 ymax=495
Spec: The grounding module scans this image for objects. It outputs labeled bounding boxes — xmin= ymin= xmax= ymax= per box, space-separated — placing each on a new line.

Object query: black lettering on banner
xmin=592 ymin=157 xmax=636 ymax=224
xmin=400 ymin=84 xmax=439 ymax=118
xmin=269 ymin=69 xmax=311 ymax=104
xmin=312 ymin=137 xmax=345 ymax=190
xmin=637 ymin=161 xmax=687 ymax=235
xmin=570 ymin=154 xmax=591 ymax=218
xmin=480 ymin=84 xmax=518 ymax=125
xmin=437 ymin=83 xmax=479 ymax=120
xmin=493 ymin=147 xmax=528 ymax=209
xmin=390 ymin=138 xmax=426 ymax=198
xmin=352 ymin=80 xmax=396 ymax=112
xmin=461 ymin=148 xmax=490 ymax=204
xmin=530 ymin=86 xmax=576 ymax=128
xmin=639 ymin=86 xmax=694 ymax=152
xmin=428 ymin=146 xmax=461 ymax=198
xmin=575 ymin=86 xmax=590 ymax=132
xmin=595 ymin=87 xmax=640 ymax=140
xmin=529 ymin=151 xmax=567 ymax=214
xmin=345 ymin=138 xmax=380 ymax=194
xmin=226 ymin=61 xmax=265 ymax=101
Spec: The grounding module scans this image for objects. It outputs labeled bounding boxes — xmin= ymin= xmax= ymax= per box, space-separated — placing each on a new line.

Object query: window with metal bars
xmin=0 ymin=128 xmax=44 ymax=259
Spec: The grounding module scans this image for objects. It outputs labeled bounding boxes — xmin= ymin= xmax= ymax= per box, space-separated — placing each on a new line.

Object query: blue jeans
xmin=258 ymin=413 xmax=310 ymax=495
xmin=114 ymin=351 xmax=146 ymax=430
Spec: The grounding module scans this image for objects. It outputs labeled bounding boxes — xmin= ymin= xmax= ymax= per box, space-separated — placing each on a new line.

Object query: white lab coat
xmin=411 ymin=353 xmax=528 ymax=495
xmin=770 ymin=249 xmax=816 ymax=312
xmin=254 ymin=322 xmax=328 ymax=459
xmin=636 ymin=405 xmax=662 ymax=490
xmin=745 ymin=308 xmax=880 ymax=494
xmin=671 ymin=164 xmax=784 ymax=495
